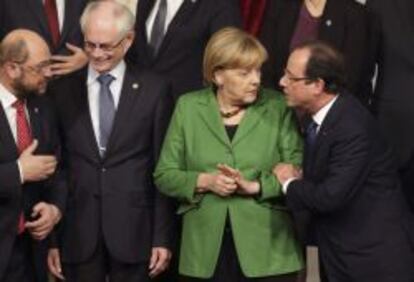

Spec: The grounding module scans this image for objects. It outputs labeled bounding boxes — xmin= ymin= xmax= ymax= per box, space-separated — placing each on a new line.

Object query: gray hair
xmin=80 ymin=1 xmax=135 ymax=38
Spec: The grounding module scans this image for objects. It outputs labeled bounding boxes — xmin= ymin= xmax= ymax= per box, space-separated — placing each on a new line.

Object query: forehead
xmin=26 ymin=40 xmax=50 ymax=64
xmin=84 ymin=12 xmax=119 ymax=41
xmin=287 ymin=48 xmax=310 ymax=74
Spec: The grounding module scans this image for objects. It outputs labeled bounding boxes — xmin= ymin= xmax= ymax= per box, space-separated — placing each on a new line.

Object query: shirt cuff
xmin=282 ymin=177 xmax=298 ymax=194
xmin=17 ymin=160 xmax=24 ymax=184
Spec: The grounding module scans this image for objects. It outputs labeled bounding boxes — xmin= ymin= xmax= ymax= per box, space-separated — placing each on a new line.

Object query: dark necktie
xmin=98 ymin=74 xmax=116 ymax=156
xmin=304 ymin=120 xmax=318 ymax=174
xmin=13 ymin=100 xmax=33 ymax=234
xmin=149 ymin=0 xmax=167 ymax=56
xmin=44 ymin=0 xmax=60 ymax=47
xmin=305 ymin=120 xmax=318 ymax=149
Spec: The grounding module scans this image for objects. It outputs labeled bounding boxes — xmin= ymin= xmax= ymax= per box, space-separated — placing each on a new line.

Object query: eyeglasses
xmin=284 ymin=69 xmax=313 ymax=83
xmin=16 ymin=59 xmax=52 ymax=74
xmin=84 ymin=37 xmax=125 ymax=53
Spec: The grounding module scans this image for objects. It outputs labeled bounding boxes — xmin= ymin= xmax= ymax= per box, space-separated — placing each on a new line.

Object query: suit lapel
xmin=26 ymin=98 xmax=42 ymax=144
xmin=137 ymin=0 xmax=156 ymax=61
xmin=58 ymin=0 xmax=78 ymax=50
xmin=74 ymin=74 xmax=102 ymax=161
xmin=28 ymin=0 xmax=52 ymax=46
xmin=232 ymin=92 xmax=267 ymax=146
xmin=197 ymin=90 xmax=231 ymax=148
xmin=0 ymin=104 xmax=18 ymax=158
xmin=155 ymin=0 xmax=199 ymax=58
xmin=319 ymin=0 xmax=345 ymax=48
xmin=104 ymin=66 xmax=140 ymax=157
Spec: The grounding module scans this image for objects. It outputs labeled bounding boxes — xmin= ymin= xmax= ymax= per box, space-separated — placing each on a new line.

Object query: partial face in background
xmin=214 ymin=66 xmax=261 ymax=106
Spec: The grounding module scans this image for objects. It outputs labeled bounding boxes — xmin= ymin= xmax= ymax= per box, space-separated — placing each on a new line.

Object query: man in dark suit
xmin=126 ymin=0 xmax=241 ymax=100
xmin=0 ymin=29 xmax=63 ymax=282
xmin=47 ymin=2 xmax=175 ymax=282
xmin=366 ymin=0 xmax=414 ymax=212
xmin=273 ymin=41 xmax=414 ymax=282
xmin=0 ymin=0 xmax=88 ymax=75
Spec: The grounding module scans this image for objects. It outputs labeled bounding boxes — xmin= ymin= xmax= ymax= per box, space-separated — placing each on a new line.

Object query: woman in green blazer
xmin=154 ymin=27 xmax=304 ymax=282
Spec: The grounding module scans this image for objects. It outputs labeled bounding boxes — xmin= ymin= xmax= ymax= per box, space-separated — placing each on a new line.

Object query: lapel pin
xmin=326 ymin=19 xmax=332 ymax=27
xmin=191 ymin=0 xmax=197 ymax=3
xmin=34 ymin=107 xmax=39 ymax=114
xmin=132 ymin=83 xmax=139 ymax=90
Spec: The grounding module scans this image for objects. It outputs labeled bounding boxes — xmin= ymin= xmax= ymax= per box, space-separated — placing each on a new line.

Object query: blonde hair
xmin=203 ymin=27 xmax=268 ymax=85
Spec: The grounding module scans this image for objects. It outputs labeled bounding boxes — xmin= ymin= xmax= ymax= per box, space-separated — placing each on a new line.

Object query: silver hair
xmin=80 ymin=1 xmax=135 ymax=38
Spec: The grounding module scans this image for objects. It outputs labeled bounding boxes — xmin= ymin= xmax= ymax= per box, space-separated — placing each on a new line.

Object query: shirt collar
xmin=87 ymin=60 xmax=126 ymax=86
xmin=0 ymin=82 xmax=18 ymax=109
xmin=312 ymin=94 xmax=339 ymax=126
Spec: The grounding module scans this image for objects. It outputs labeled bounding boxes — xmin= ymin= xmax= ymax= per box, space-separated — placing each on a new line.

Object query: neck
xmin=304 ymin=0 xmax=326 ymax=17
xmin=217 ymin=93 xmax=241 ymax=112
xmin=308 ymin=93 xmax=336 ymax=115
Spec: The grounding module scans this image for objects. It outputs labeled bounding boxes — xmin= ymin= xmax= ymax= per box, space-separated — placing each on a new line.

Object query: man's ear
xmin=4 ymin=61 xmax=22 ymax=79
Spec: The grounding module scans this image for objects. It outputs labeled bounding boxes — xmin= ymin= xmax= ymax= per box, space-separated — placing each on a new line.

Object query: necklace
xmin=220 ymin=107 xmax=243 ymax=118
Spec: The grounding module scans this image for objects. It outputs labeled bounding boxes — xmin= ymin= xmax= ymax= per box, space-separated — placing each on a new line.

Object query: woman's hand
xmin=217 ymin=164 xmax=260 ymax=195
xmin=197 ymin=172 xmax=238 ymax=197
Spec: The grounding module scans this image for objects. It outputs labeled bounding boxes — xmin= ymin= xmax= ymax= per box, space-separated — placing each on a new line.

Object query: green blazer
xmin=154 ymin=88 xmax=304 ymax=278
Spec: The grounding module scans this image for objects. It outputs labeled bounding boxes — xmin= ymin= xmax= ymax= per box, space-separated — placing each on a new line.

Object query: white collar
xmin=87 ymin=60 xmax=126 ymax=86
xmin=312 ymin=94 xmax=339 ymax=126
xmin=0 ymin=82 xmax=18 ymax=109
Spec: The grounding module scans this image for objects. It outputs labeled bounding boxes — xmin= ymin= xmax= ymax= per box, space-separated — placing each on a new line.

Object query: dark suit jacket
xmin=49 ymin=65 xmax=175 ymax=264
xmin=366 ymin=0 xmax=414 ymax=168
xmin=126 ymin=0 xmax=241 ymax=100
xmin=259 ymin=0 xmax=371 ymax=104
xmin=0 ymin=95 xmax=62 ymax=280
xmin=286 ymin=93 xmax=414 ymax=281
xmin=0 ymin=0 xmax=87 ymax=54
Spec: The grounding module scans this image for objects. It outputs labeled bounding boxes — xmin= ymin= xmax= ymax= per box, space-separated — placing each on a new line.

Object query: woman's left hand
xmin=217 ymin=164 xmax=260 ymax=195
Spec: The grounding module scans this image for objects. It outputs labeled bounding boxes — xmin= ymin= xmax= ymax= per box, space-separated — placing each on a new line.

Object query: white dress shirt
xmin=282 ymin=95 xmax=339 ymax=193
xmin=0 ymin=83 xmax=29 ymax=182
xmin=87 ymin=60 xmax=126 ymax=149
xmin=43 ymin=0 xmax=65 ymax=31
xmin=146 ymin=0 xmax=184 ymax=38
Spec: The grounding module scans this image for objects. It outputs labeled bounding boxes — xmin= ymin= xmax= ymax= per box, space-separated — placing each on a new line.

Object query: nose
xmin=251 ymin=69 xmax=261 ymax=85
xmin=279 ymin=74 xmax=287 ymax=88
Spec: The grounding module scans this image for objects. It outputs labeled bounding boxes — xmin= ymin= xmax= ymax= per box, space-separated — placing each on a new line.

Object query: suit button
xmin=101 ymin=168 xmax=106 ymax=172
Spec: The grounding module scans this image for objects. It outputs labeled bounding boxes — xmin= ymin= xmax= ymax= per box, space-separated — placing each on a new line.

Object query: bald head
xmin=0 ymin=29 xmax=50 ymax=67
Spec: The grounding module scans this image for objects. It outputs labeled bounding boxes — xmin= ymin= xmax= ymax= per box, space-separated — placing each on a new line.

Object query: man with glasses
xmin=47 ymin=2 xmax=175 ymax=282
xmin=0 ymin=29 xmax=63 ymax=282
xmin=273 ymin=41 xmax=414 ymax=282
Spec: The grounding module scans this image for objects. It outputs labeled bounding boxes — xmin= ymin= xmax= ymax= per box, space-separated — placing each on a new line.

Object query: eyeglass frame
xmin=84 ymin=36 xmax=126 ymax=53
xmin=283 ymin=68 xmax=315 ymax=83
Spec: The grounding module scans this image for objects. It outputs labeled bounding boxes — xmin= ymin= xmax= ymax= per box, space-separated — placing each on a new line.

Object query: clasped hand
xmin=205 ymin=164 xmax=260 ymax=197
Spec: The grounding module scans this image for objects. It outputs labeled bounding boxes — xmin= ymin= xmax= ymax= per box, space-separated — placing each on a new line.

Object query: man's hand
xmin=50 ymin=43 xmax=88 ymax=76
xmin=197 ymin=172 xmax=238 ymax=197
xmin=25 ymin=202 xmax=61 ymax=240
xmin=272 ymin=163 xmax=302 ymax=185
xmin=19 ymin=140 xmax=57 ymax=183
xmin=149 ymin=247 xmax=171 ymax=278
xmin=48 ymin=248 xmax=65 ymax=280
xmin=217 ymin=164 xmax=260 ymax=195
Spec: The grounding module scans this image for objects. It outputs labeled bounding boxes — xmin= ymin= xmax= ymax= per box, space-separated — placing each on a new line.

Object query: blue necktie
xmin=305 ymin=120 xmax=318 ymax=149
xmin=98 ymin=74 xmax=115 ymax=156
xmin=149 ymin=0 xmax=167 ymax=56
